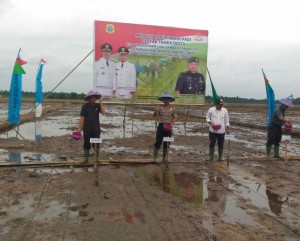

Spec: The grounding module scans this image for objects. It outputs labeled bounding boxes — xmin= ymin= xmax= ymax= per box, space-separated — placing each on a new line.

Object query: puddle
xmin=140 ymin=169 xmax=275 ymax=230
xmin=140 ymin=170 xmax=203 ymax=208
xmin=228 ymin=165 xmax=291 ymax=215
xmin=0 ymin=195 xmax=36 ymax=234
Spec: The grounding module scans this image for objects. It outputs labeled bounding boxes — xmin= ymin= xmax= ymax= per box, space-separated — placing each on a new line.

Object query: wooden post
xmin=226 ymin=140 xmax=231 ymax=167
xmin=284 ymin=140 xmax=288 ymax=162
xmin=166 ymin=142 xmax=170 ymax=169
xmin=123 ymin=104 xmax=127 ymax=139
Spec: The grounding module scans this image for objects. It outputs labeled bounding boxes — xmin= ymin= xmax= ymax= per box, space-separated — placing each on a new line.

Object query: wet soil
xmin=0 ymin=103 xmax=300 ymax=241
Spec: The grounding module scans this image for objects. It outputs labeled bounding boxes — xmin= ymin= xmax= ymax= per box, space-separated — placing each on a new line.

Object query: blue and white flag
xmin=7 ymin=49 xmax=27 ymax=124
xmin=35 ymin=59 xmax=46 ymax=118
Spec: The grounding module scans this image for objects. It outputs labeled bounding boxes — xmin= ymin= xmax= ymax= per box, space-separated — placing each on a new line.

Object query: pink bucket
xmin=212 ymin=124 xmax=221 ymax=130
xmin=283 ymin=124 xmax=292 ymax=133
xmin=72 ymin=131 xmax=83 ymax=140
xmin=163 ymin=123 xmax=173 ymax=132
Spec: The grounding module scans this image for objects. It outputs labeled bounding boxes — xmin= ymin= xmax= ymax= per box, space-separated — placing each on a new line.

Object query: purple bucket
xmin=212 ymin=124 xmax=221 ymax=130
xmin=163 ymin=123 xmax=173 ymax=132
xmin=72 ymin=131 xmax=83 ymax=140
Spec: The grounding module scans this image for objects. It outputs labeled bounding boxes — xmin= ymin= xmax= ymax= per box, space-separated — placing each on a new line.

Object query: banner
xmin=94 ymin=21 xmax=208 ymax=104
xmin=35 ymin=59 xmax=46 ymax=118
xmin=7 ymin=49 xmax=27 ymax=124
xmin=35 ymin=59 xmax=46 ymax=140
xmin=262 ymin=69 xmax=275 ymax=126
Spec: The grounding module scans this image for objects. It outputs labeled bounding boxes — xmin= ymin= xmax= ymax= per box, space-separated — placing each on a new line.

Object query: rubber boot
xmin=208 ymin=147 xmax=214 ymax=161
xmin=96 ymin=147 xmax=100 ymax=163
xmin=266 ymin=145 xmax=272 ymax=160
xmin=218 ymin=146 xmax=224 ymax=161
xmin=274 ymin=145 xmax=281 ymax=158
xmin=153 ymin=147 xmax=159 ymax=162
xmin=82 ymin=149 xmax=89 ymax=164
xmin=162 ymin=148 xmax=167 ymax=163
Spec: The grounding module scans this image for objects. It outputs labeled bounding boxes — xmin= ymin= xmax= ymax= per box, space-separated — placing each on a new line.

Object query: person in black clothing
xmin=77 ymin=90 xmax=105 ymax=163
xmin=175 ymin=57 xmax=205 ymax=95
xmin=266 ymin=98 xmax=294 ymax=159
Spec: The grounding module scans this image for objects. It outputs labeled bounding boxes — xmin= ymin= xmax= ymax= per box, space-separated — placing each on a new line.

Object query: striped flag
xmin=262 ymin=69 xmax=275 ymax=126
xmin=7 ymin=49 xmax=27 ymax=124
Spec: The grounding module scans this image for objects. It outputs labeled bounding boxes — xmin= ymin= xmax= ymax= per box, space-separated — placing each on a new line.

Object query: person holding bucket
xmin=206 ymin=98 xmax=230 ymax=161
xmin=266 ymin=98 xmax=294 ymax=159
xmin=153 ymin=91 xmax=177 ymax=162
xmin=77 ymin=90 xmax=105 ymax=163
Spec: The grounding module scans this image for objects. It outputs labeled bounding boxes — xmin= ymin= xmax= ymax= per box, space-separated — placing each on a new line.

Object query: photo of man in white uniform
xmin=94 ymin=43 xmax=116 ymax=98
xmin=115 ymin=46 xmax=136 ymax=99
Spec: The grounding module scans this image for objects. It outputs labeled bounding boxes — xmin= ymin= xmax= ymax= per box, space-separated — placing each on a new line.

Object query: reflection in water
xmin=266 ymin=187 xmax=288 ymax=215
xmin=6 ymin=152 xmax=55 ymax=163
xmin=205 ymin=176 xmax=227 ymax=215
xmin=148 ymin=170 xmax=203 ymax=208
xmin=8 ymin=152 xmax=21 ymax=163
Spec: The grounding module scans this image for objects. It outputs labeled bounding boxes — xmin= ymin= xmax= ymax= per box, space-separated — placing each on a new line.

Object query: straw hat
xmin=158 ymin=91 xmax=175 ymax=102
xmin=278 ymin=98 xmax=294 ymax=107
xmin=83 ymin=90 xmax=102 ymax=101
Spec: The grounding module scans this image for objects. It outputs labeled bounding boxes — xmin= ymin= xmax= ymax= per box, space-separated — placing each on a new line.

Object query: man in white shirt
xmin=115 ymin=46 xmax=136 ymax=99
xmin=206 ymin=98 xmax=230 ymax=161
xmin=94 ymin=43 xmax=116 ymax=98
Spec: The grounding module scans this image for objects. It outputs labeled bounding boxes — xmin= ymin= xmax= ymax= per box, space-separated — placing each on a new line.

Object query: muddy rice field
xmin=0 ymin=100 xmax=300 ymax=241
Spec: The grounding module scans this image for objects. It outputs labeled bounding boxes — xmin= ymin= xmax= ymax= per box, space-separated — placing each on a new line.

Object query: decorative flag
xmin=262 ymin=69 xmax=275 ymax=126
xmin=35 ymin=59 xmax=46 ymax=118
xmin=35 ymin=59 xmax=46 ymax=140
xmin=206 ymin=67 xmax=219 ymax=105
xmin=7 ymin=49 xmax=27 ymax=124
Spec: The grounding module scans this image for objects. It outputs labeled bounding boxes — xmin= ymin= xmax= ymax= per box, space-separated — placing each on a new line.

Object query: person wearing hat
xmin=175 ymin=57 xmax=205 ymax=95
xmin=266 ymin=98 xmax=294 ymax=159
xmin=153 ymin=91 xmax=177 ymax=162
xmin=77 ymin=90 xmax=105 ymax=163
xmin=114 ymin=46 xmax=136 ymax=99
xmin=94 ymin=43 xmax=116 ymax=98
xmin=206 ymin=98 xmax=230 ymax=161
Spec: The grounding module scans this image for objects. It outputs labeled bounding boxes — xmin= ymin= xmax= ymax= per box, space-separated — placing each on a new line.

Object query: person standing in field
xmin=206 ymin=98 xmax=230 ymax=161
xmin=153 ymin=92 xmax=177 ymax=162
xmin=77 ymin=90 xmax=105 ymax=163
xmin=94 ymin=43 xmax=116 ymax=98
xmin=266 ymin=98 xmax=293 ymax=159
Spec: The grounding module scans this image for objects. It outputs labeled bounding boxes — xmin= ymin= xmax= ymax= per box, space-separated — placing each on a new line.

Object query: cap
xmin=101 ymin=43 xmax=112 ymax=51
xmin=279 ymin=98 xmax=294 ymax=107
xmin=158 ymin=91 xmax=175 ymax=102
xmin=118 ymin=46 xmax=129 ymax=54
xmin=188 ymin=57 xmax=199 ymax=63
xmin=83 ymin=90 xmax=102 ymax=101
xmin=216 ymin=98 xmax=224 ymax=105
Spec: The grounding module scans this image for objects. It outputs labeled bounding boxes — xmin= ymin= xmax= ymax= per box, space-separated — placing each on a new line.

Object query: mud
xmin=0 ymin=103 xmax=299 ymax=241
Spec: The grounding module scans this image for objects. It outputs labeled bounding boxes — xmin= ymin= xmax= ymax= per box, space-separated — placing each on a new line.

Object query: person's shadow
xmin=266 ymin=187 xmax=288 ymax=215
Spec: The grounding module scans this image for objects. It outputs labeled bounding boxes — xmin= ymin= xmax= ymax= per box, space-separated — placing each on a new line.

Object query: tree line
xmin=0 ymin=90 xmax=299 ymax=104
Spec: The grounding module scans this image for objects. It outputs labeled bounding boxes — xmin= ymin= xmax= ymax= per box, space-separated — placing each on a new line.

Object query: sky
xmin=0 ymin=0 xmax=299 ymax=99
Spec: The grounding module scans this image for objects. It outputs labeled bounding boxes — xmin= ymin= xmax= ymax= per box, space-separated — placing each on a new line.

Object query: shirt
xmin=94 ymin=58 xmax=116 ymax=96
xmin=271 ymin=106 xmax=285 ymax=126
xmin=80 ymin=103 xmax=102 ymax=132
xmin=175 ymin=71 xmax=205 ymax=94
xmin=156 ymin=105 xmax=177 ymax=124
xmin=115 ymin=61 xmax=136 ymax=88
xmin=206 ymin=106 xmax=230 ymax=134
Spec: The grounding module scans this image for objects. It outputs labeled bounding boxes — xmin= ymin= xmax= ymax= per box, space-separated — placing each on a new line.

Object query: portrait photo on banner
xmin=93 ymin=20 xmax=209 ymax=104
